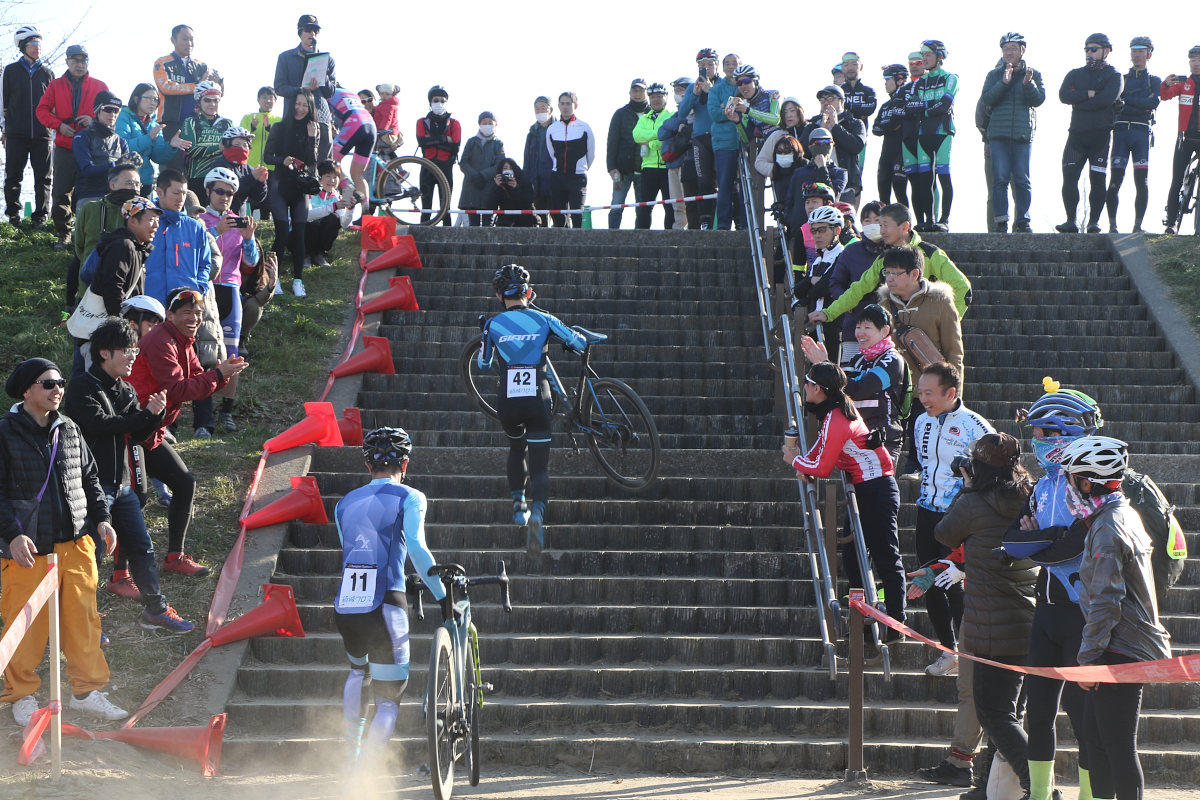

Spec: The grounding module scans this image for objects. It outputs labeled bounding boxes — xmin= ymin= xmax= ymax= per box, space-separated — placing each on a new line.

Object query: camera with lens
xmin=951 ymin=454 xmax=974 ymax=478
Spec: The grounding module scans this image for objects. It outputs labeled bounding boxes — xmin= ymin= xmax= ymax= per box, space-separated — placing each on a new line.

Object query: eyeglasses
xmin=37 ymin=379 xmax=67 ymax=390
xmin=882 ymin=270 xmax=910 ymax=279
xmin=210 ymin=187 xmax=235 ymax=197
xmin=809 ymin=225 xmax=833 ymax=234
xmin=118 ymin=348 xmax=140 ymax=358
xmin=737 ymin=78 xmax=756 ymax=86
xmin=67 ymin=57 xmax=88 ymax=64
xmin=1084 ymin=46 xmax=1102 ymax=53
xmin=140 ymin=95 xmax=160 ymax=106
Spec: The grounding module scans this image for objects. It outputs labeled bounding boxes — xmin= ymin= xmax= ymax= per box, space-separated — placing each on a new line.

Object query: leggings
xmin=974 ymin=657 xmax=1030 ymax=791
xmin=911 ymin=134 xmax=953 ymax=226
xmin=497 ymin=393 xmax=553 ymax=506
xmin=143 ymin=440 xmax=196 ymax=555
xmin=915 ymin=506 xmax=963 ymax=649
xmin=1025 ymin=601 xmax=1089 ymax=769
xmin=841 ymin=475 xmax=905 ymax=622
xmin=1164 ymin=136 xmax=1200 ymax=228
xmin=420 ymin=159 xmax=455 ymax=226
xmin=214 ymin=283 xmax=242 ymax=358
xmin=269 ymin=175 xmax=309 ymax=280
xmin=690 ymin=134 xmax=716 ymax=227
xmin=877 ymin=136 xmax=908 ymax=207
xmin=1083 ymin=652 xmax=1144 ymax=800
xmin=1061 ymin=128 xmax=1110 ymax=227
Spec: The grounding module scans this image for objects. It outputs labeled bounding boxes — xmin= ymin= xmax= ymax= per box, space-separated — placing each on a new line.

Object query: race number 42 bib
xmin=338 ymin=564 xmax=378 ymax=609
xmin=507 ymin=367 xmax=536 ymax=398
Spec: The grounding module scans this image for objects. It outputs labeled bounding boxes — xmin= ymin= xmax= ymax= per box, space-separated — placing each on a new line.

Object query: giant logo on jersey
xmin=498 ymin=334 xmax=541 ymax=343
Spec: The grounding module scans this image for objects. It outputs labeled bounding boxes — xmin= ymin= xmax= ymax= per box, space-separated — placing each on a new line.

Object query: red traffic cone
xmin=359 ymin=214 xmax=398 ymax=252
xmin=358 ymin=276 xmax=419 ymax=314
xmin=90 ymin=713 xmax=228 ymax=776
xmin=241 ymin=476 xmax=327 ymax=530
xmin=208 ymin=584 xmax=305 ymax=647
xmin=339 ymin=407 xmax=363 ymax=446
xmin=330 ymin=336 xmax=395 ymax=378
xmin=364 ymin=235 xmax=423 ymax=272
xmin=263 ymin=402 xmax=344 ymax=453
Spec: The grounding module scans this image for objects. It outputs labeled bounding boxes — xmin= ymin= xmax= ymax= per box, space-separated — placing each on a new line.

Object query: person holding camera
xmin=459 ymin=111 xmax=505 ymax=227
xmin=934 ymin=432 xmax=1038 ymax=797
xmin=781 ymin=361 xmax=905 ymax=633
xmin=1160 ymin=46 xmax=1200 ymax=235
xmin=680 ymin=48 xmax=719 ymax=229
xmin=486 ymin=158 xmax=536 ymax=228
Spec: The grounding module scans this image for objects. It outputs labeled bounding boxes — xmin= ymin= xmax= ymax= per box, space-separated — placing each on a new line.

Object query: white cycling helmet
xmin=13 ymin=25 xmax=40 ymax=51
xmin=806 ymin=205 xmax=844 ymax=228
xmin=120 ymin=295 xmax=167 ymax=321
xmin=1058 ymin=435 xmax=1128 ymax=482
xmin=732 ymin=64 xmax=759 ymax=81
xmin=999 ymin=32 xmax=1026 ymax=48
xmin=194 ymin=80 xmax=222 ymax=100
xmin=221 ymin=125 xmax=254 ymax=144
xmin=204 ymin=166 xmax=240 ymax=192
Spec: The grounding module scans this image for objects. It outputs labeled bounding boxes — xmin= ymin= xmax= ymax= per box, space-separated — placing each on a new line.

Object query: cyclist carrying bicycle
xmin=332 ymin=426 xmax=445 ymax=768
xmin=1161 ymin=45 xmax=1200 ymax=234
xmin=478 ymin=264 xmax=586 ymax=554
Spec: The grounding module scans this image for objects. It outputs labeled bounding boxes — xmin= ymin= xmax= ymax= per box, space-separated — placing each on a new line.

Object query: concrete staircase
xmin=222 ymin=229 xmax=1200 ymax=782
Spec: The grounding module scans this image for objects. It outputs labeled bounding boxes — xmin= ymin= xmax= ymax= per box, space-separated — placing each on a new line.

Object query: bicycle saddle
xmin=571 ymin=326 xmax=608 ymax=344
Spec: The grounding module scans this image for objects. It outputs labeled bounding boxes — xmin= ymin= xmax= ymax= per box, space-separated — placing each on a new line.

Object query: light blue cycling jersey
xmin=478 ymin=306 xmax=586 ymax=371
xmin=333 ymin=478 xmax=445 ymax=614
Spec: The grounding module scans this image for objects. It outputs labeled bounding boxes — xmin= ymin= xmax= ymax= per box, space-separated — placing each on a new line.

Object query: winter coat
xmin=523 ymin=119 xmax=555 ymax=196
xmin=239 ymin=111 xmax=281 ymax=169
xmin=115 ymin=108 xmax=176 ymax=187
xmin=829 ymin=237 xmax=885 ymax=340
xmin=142 ymin=204 xmax=214 ymax=303
xmin=824 ymin=231 xmax=971 ymax=321
xmin=152 ymin=51 xmax=211 ymax=125
xmin=72 ymin=123 xmax=129 ymax=199
xmin=2 ymin=57 xmax=54 ymax=138
xmin=546 ymin=116 xmax=595 ymax=175
xmin=485 ymin=163 xmax=535 ymax=227
xmin=607 ymin=99 xmax=650 ymax=175
xmin=128 ymin=320 xmax=226 ymax=450
xmin=273 ymin=46 xmax=336 ymax=122
xmin=632 ymin=108 xmax=674 ymax=169
xmin=1059 ymin=62 xmax=1122 ymax=131
xmin=416 ymin=112 xmax=461 ymax=162
xmin=73 ymin=189 xmax=137 ymax=266
xmin=263 ymin=119 xmax=319 ymax=194
xmin=35 ymin=73 xmax=108 ymax=149
xmin=63 ymin=362 xmax=163 ymax=492
xmin=1115 ymin=68 xmax=1162 ymax=126
xmin=877 ymin=279 xmax=964 ymax=379
xmin=373 ymin=96 xmax=400 ymax=138
xmin=91 ymin=227 xmax=151 ymax=316
xmin=458 ymin=135 xmax=505 ymax=210
xmin=937 ymin=484 xmax=1038 ymax=657
xmin=981 ymin=63 xmax=1046 ymax=142
xmin=1078 ymin=497 xmax=1173 ymax=664
xmin=0 ymin=405 xmax=108 ymax=557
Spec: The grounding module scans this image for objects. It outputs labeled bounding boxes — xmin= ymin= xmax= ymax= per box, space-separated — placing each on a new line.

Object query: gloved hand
xmin=905 ymin=97 xmax=926 ymax=116
xmin=906 ymin=566 xmax=936 ymax=599
xmin=933 ymin=560 xmax=965 ymax=589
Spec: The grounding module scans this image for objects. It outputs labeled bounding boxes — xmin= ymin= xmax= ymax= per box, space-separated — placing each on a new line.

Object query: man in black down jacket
xmin=2 ymin=28 xmax=54 ymax=228
xmin=1055 ymin=33 xmax=1121 ymax=234
xmin=0 ymin=357 xmax=127 ymax=727
xmin=606 ymin=79 xmax=650 ymax=228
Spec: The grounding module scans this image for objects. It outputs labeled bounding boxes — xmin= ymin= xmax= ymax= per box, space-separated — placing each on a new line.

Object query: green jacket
xmin=632 ymin=108 xmax=674 ymax=169
xmin=73 ymin=191 xmax=130 ymax=268
xmin=822 ymin=230 xmax=971 ymax=320
xmin=980 ymin=63 xmax=1046 ymax=143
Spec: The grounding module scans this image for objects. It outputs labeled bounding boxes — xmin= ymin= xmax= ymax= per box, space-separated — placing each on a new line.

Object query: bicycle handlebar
xmin=405 ymin=560 xmax=512 ymax=621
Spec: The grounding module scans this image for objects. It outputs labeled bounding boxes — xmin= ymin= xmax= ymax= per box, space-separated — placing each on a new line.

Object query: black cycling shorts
xmin=497 ymin=394 xmax=553 ymax=442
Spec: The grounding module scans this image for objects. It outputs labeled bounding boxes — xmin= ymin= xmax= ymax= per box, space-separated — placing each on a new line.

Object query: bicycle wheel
xmin=375 ymin=155 xmax=449 ymax=226
xmin=427 ymin=626 xmax=457 ymax=800
xmin=465 ymin=630 xmax=481 ymax=786
xmin=580 ymin=378 xmax=661 ymax=491
xmin=460 ymin=339 xmax=501 ymax=420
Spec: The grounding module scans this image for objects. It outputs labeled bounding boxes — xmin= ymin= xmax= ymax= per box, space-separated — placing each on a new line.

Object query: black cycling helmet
xmin=1129 ymin=36 xmax=1153 ymax=51
xmin=363 ymin=426 xmax=412 ymax=467
xmin=881 ymin=63 xmax=909 ymax=82
xmin=695 ymin=47 xmax=718 ymax=62
xmin=493 ymin=263 xmax=531 ymax=298
xmin=428 ymin=85 xmax=449 ymax=103
xmin=1189 ymin=45 xmax=1200 ymax=58
xmin=1085 ymin=33 xmax=1112 ymax=50
xmin=921 ymin=40 xmax=948 ymax=60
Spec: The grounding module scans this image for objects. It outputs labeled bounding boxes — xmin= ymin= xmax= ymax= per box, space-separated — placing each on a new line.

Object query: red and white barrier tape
xmin=850 ymin=598 xmax=1200 ymax=683
xmin=450 ymin=192 xmax=717 ymax=216
xmin=0 ymin=563 xmax=58 ymax=674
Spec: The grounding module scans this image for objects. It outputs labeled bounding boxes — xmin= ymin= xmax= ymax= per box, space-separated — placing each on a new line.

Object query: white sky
xmin=18 ymin=0 xmax=1200 ymax=232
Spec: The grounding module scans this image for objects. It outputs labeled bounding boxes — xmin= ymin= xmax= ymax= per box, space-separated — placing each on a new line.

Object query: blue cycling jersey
xmin=478 ymin=306 xmax=586 ymax=371
xmin=333 ymin=477 xmax=445 ymax=614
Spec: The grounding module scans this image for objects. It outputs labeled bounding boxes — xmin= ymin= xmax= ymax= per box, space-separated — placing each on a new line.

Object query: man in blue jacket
xmin=2 ymin=26 xmax=54 ymax=228
xmin=1105 ymin=36 xmax=1161 ymax=233
xmin=522 ymin=96 xmax=555 ymax=226
xmin=680 ymin=49 xmax=718 ymax=228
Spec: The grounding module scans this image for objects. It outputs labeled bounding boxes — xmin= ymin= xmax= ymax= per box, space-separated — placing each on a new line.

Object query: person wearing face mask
xmin=755 ymin=98 xmax=807 ymax=185
xmin=1055 ymin=33 xmax=1121 ymax=234
xmin=523 ymin=96 xmax=556 ymax=227
xmin=801 ymin=85 xmax=866 ymax=207
xmin=115 ymin=84 xmax=175 ymax=194
xmin=1001 ymin=385 xmax=1104 ymax=800
xmin=632 ymin=83 xmax=675 ymax=230
xmin=826 ymin=201 xmax=886 ymax=366
xmin=416 ymin=86 xmax=460 ymax=226
xmin=981 ymin=32 xmax=1046 ymax=234
xmin=874 ymin=65 xmax=911 ymax=207
xmin=458 ymin=112 xmax=504 ymax=227
xmin=72 ymin=92 xmax=131 ymax=209
xmin=1058 ymin=436 xmax=1171 ymax=800
xmin=211 ymin=126 xmax=269 ymax=216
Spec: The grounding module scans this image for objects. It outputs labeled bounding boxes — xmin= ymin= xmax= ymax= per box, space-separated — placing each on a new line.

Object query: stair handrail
xmin=737 ymin=147 xmax=891 ymax=680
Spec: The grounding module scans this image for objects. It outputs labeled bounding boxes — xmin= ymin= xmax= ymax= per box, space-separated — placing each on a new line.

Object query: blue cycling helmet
xmin=1016 ymin=378 xmax=1103 ymax=437
xmin=493 ymin=263 xmax=530 ymax=298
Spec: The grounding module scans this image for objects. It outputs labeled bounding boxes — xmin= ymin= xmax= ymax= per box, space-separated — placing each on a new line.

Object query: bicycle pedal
xmin=481 ymin=682 xmax=494 ymax=692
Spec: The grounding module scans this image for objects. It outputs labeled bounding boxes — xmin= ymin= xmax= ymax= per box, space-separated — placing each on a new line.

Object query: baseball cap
xmin=671 ymin=77 xmax=691 ymax=87
xmin=630 ymin=78 xmax=647 ymax=89
xmin=817 ymin=84 xmax=845 ymax=101
xmin=65 ymin=44 xmax=87 ymax=59
xmin=297 ymin=14 xmax=320 ymax=30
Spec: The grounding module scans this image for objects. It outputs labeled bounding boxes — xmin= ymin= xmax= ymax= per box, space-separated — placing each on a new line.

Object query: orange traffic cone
xmin=330 ymin=336 xmax=395 ymax=378
xmin=84 ymin=714 xmax=228 ymax=776
xmin=364 ymin=235 xmax=423 ymax=272
xmin=241 ymin=476 xmax=327 ymax=530
xmin=208 ymin=584 xmax=305 ymax=647
xmin=358 ymin=276 xmax=419 ymax=314
xmin=263 ymin=402 xmax=344 ymax=453
xmin=339 ymin=407 xmax=363 ymax=446
xmin=359 ymin=215 xmax=398 ymax=252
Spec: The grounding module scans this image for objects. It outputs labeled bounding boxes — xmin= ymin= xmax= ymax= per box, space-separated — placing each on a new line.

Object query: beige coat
xmin=877 ymin=279 xmax=963 ymax=378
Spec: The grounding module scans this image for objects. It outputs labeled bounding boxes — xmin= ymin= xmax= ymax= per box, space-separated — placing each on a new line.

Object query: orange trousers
xmin=1 ymin=536 xmax=109 ymax=701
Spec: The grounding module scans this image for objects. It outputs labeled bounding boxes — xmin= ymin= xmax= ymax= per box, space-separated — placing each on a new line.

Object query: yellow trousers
xmin=1 ymin=536 xmax=109 ymax=701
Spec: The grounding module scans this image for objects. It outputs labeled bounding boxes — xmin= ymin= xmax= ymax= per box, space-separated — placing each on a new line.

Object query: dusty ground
xmin=3 ymin=738 xmax=1199 ymax=800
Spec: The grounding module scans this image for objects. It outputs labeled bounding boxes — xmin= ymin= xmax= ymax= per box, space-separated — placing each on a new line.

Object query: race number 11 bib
xmin=507 ymin=367 xmax=536 ymax=398
xmin=339 ymin=564 xmax=378 ymax=609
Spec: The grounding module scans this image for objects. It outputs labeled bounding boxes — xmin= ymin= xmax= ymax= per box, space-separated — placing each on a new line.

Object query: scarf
xmin=859 ymin=337 xmax=893 ymax=361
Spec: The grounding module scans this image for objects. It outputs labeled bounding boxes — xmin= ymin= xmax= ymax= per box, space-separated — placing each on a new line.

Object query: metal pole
xmin=823 ymin=482 xmax=840 ymax=640
xmin=845 ymin=588 xmax=868 ymax=785
xmin=47 ymin=553 xmax=62 ymax=779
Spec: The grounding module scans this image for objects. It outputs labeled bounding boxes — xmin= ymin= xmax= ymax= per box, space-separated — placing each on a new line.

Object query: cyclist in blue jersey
xmin=479 ymin=264 xmax=587 ymax=554
xmin=333 ymin=426 xmax=445 ymax=767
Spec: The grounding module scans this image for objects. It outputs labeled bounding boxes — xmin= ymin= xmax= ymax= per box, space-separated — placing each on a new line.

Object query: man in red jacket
xmin=1162 ymin=46 xmax=1200 ymax=234
xmin=129 ymin=287 xmax=246 ymax=576
xmin=34 ymin=44 xmax=107 ymax=249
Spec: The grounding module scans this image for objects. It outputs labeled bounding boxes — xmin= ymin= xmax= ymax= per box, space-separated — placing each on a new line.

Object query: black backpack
xmin=1122 ymin=469 xmax=1188 ymax=601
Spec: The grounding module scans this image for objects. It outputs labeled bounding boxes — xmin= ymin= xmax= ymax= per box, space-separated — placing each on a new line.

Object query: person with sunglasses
xmin=1055 ymin=33 xmax=1121 ymax=234
xmin=274 ymin=15 xmax=336 ymax=161
xmin=116 ymin=83 xmax=176 ymax=193
xmin=129 ymin=287 xmax=247 ymax=577
xmin=1 ymin=357 xmax=126 ymax=727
